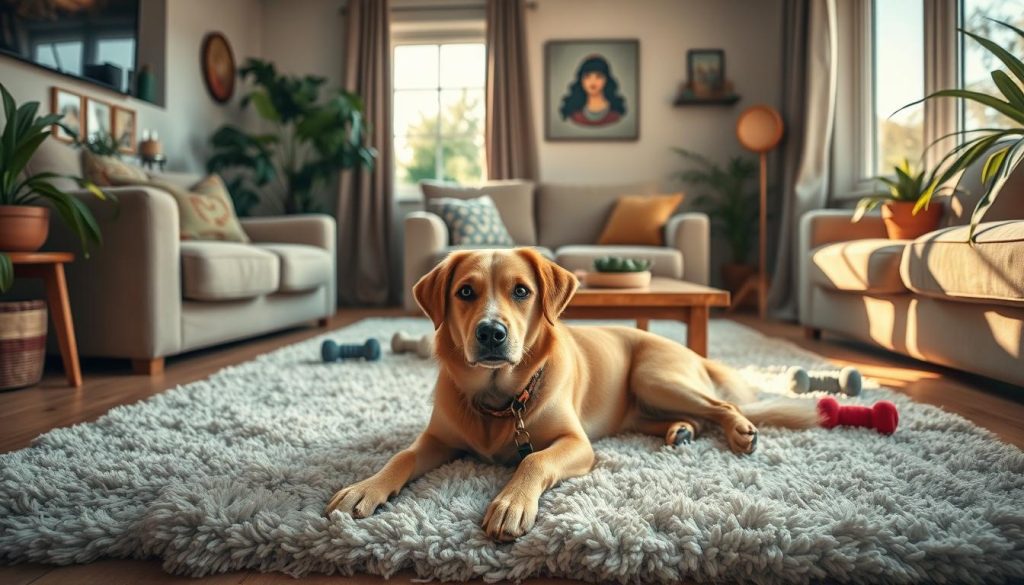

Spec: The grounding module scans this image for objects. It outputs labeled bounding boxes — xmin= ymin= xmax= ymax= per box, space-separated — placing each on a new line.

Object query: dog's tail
xmin=704 ymin=359 xmax=822 ymax=430
xmin=739 ymin=399 xmax=821 ymax=429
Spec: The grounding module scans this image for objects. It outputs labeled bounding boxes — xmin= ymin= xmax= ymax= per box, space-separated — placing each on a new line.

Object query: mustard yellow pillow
xmin=597 ymin=194 xmax=685 ymax=246
xmin=80 ymin=150 xmax=148 ymax=186
xmin=147 ymin=175 xmax=250 ymax=242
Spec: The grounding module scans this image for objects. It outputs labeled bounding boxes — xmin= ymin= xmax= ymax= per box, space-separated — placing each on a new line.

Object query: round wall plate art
xmin=201 ymin=32 xmax=236 ymax=103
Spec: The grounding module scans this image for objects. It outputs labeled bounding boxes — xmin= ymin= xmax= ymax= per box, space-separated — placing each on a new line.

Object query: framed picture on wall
xmin=687 ymin=49 xmax=725 ymax=97
xmin=50 ymin=87 xmax=84 ymax=143
xmin=112 ymin=106 xmax=137 ymax=154
xmin=544 ymin=39 xmax=639 ymax=141
xmin=86 ymin=97 xmax=113 ymax=141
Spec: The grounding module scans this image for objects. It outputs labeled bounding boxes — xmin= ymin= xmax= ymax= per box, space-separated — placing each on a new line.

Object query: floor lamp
xmin=733 ymin=105 xmax=783 ymax=319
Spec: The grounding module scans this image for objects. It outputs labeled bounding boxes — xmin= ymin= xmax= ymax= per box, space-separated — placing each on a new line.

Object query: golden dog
xmin=326 ymin=249 xmax=820 ymax=540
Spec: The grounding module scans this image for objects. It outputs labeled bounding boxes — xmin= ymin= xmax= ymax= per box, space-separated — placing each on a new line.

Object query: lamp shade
xmin=736 ymin=105 xmax=783 ymax=153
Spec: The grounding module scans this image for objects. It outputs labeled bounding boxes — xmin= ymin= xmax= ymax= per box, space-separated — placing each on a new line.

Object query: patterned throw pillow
xmin=147 ymin=174 xmax=250 ymax=243
xmin=427 ymin=195 xmax=515 ymax=246
xmin=80 ymin=150 xmax=148 ymax=186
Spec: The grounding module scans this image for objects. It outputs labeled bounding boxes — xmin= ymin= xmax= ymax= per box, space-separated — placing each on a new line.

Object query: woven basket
xmin=0 ymin=300 xmax=48 ymax=391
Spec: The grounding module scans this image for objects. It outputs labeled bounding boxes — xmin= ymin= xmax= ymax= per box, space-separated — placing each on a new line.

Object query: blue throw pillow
xmin=427 ymin=195 xmax=515 ymax=246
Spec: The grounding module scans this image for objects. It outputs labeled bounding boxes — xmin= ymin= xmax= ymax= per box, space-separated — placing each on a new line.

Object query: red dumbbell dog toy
xmin=817 ymin=396 xmax=899 ymax=435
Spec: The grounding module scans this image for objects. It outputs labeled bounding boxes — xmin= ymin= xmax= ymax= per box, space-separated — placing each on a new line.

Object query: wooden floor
xmin=1 ymin=309 xmax=1021 ymax=584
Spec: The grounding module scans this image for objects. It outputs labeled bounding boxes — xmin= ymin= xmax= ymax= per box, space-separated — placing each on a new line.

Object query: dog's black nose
xmin=475 ymin=320 xmax=508 ymax=349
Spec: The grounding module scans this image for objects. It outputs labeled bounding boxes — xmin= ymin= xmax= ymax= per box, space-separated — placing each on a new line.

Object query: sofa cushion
xmin=426 ymin=195 xmax=515 ymax=246
xmin=181 ymin=241 xmax=279 ymax=301
xmin=24 ymin=138 xmax=80 ymax=191
xmin=421 ymin=180 xmax=536 ymax=245
xmin=598 ymin=193 xmax=685 ymax=246
xmin=80 ymin=149 xmax=149 ymax=186
xmin=433 ymin=245 xmax=555 ymax=265
xmin=255 ymin=244 xmax=332 ymax=293
xmin=148 ymin=174 xmax=251 ymax=243
xmin=555 ymin=245 xmax=683 ymax=279
xmin=537 ymin=182 xmax=659 ymax=249
xmin=809 ymin=239 xmax=908 ymax=294
xmin=900 ymin=221 xmax=1024 ymax=306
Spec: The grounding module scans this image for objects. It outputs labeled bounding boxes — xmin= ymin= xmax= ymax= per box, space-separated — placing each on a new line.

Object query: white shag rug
xmin=1 ymin=318 xmax=1022 ymax=584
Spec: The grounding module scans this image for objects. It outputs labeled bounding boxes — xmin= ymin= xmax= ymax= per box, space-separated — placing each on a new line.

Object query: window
xmin=871 ymin=0 xmax=925 ymax=175
xmin=392 ymin=43 xmax=486 ymax=199
xmin=960 ymin=0 xmax=1024 ymax=130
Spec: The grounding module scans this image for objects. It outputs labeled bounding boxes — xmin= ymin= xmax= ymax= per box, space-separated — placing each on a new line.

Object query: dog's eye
xmin=457 ymin=285 xmax=475 ymax=300
xmin=512 ymin=284 xmax=531 ymax=300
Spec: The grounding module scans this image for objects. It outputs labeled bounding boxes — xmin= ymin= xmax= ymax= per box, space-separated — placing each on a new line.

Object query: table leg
xmin=636 ymin=318 xmax=649 ymax=331
xmin=42 ymin=263 xmax=82 ymax=387
xmin=686 ymin=305 xmax=709 ymax=357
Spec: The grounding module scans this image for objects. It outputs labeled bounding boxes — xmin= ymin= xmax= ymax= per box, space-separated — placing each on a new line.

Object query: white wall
xmin=527 ymin=0 xmax=784 ymax=188
xmin=0 ymin=0 xmax=264 ymax=174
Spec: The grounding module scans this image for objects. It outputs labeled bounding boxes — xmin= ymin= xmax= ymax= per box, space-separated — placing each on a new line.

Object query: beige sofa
xmin=799 ymin=153 xmax=1024 ymax=387
xmin=23 ymin=139 xmax=336 ymax=374
xmin=403 ymin=180 xmax=710 ymax=310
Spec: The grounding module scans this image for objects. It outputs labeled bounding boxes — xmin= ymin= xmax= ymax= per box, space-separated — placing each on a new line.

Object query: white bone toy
xmin=787 ymin=366 xmax=862 ymax=396
xmin=391 ymin=331 xmax=433 ymax=359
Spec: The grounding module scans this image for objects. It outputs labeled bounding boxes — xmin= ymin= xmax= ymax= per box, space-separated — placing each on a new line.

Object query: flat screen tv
xmin=0 ymin=0 xmax=139 ymax=94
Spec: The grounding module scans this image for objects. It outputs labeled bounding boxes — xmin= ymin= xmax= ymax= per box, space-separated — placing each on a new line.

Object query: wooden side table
xmin=8 ymin=252 xmax=82 ymax=387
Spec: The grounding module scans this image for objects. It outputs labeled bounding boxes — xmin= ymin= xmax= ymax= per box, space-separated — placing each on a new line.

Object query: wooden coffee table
xmin=562 ymin=277 xmax=730 ymax=357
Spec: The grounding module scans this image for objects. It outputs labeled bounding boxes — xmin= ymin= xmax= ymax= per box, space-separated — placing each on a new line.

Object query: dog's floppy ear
xmin=413 ymin=251 xmax=469 ymax=329
xmin=518 ymin=248 xmax=579 ymax=324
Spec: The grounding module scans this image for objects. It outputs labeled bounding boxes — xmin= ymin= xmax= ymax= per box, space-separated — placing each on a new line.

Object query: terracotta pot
xmin=0 ymin=206 xmax=50 ymax=252
xmin=881 ymin=201 xmax=942 ymax=240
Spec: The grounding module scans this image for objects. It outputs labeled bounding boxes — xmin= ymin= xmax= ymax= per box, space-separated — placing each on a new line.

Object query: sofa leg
xmin=132 ymin=357 xmax=165 ymax=376
xmin=317 ymin=317 xmax=330 ymax=327
xmin=803 ymin=327 xmax=821 ymax=341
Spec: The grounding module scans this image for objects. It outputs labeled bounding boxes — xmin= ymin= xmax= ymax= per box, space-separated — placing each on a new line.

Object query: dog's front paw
xmin=482 ymin=490 xmax=538 ymax=541
xmin=324 ymin=479 xmax=390 ymax=518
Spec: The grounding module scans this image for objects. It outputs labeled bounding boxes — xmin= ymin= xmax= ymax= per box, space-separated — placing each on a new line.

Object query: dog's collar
xmin=474 ymin=367 xmax=544 ymax=418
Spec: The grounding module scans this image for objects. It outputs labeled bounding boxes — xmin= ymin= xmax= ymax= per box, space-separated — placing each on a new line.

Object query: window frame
xmin=834 ymin=0 xmax=958 ymax=200
xmin=390 ymin=30 xmax=486 ymax=202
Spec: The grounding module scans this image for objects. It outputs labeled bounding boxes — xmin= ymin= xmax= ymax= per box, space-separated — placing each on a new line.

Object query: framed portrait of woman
xmin=545 ymin=39 xmax=639 ymax=141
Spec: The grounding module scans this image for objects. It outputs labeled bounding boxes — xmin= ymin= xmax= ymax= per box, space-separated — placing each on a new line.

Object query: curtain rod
xmin=340 ymin=1 xmax=537 ymax=14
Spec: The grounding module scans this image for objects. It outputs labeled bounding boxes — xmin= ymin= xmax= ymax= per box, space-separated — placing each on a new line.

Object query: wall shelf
xmin=673 ymin=95 xmax=741 ymax=107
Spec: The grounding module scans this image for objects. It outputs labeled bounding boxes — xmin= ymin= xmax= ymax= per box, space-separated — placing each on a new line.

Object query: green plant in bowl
xmin=593 ymin=256 xmax=652 ymax=273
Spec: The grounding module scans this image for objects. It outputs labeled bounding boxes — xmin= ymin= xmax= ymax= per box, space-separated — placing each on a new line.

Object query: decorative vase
xmin=0 ymin=300 xmax=47 ymax=391
xmin=136 ymin=65 xmax=157 ymax=103
xmin=881 ymin=201 xmax=942 ymax=240
xmin=0 ymin=206 xmax=50 ymax=251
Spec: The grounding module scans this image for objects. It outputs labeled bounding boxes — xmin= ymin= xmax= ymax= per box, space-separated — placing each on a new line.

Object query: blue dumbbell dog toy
xmin=321 ymin=338 xmax=381 ymax=362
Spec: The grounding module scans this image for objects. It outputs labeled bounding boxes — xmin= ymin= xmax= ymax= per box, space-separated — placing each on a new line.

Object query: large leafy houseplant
xmin=0 ymin=83 xmax=108 ymax=293
xmin=207 ymin=59 xmax=376 ymax=215
xmin=672 ymin=148 xmax=757 ymax=266
xmin=901 ymin=19 xmax=1024 ymax=240
xmin=854 ymin=159 xmax=942 ymax=239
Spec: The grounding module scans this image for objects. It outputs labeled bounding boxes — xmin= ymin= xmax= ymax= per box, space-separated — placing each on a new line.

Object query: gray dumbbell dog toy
xmin=787 ymin=366 xmax=862 ymax=396
xmin=321 ymin=338 xmax=381 ymax=362
xmin=391 ymin=331 xmax=433 ymax=358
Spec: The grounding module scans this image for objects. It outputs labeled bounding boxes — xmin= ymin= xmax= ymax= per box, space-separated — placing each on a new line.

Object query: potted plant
xmin=672 ymin=148 xmax=758 ymax=292
xmin=0 ymin=82 xmax=108 ymax=293
xmin=853 ymin=159 xmax=942 ymax=239
xmin=583 ymin=256 xmax=652 ymax=288
xmin=206 ymin=58 xmax=376 ymax=215
xmin=897 ymin=19 xmax=1024 ymax=241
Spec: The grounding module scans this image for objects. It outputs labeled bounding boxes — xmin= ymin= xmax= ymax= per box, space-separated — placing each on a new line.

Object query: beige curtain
xmin=338 ymin=0 xmax=394 ymax=306
xmin=767 ymin=0 xmax=838 ymax=319
xmin=485 ymin=0 xmax=538 ymax=180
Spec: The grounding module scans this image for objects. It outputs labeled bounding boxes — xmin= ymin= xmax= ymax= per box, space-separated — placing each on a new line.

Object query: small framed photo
xmin=545 ymin=39 xmax=639 ymax=141
xmin=112 ymin=106 xmax=137 ymax=154
xmin=85 ymin=97 xmax=112 ymax=141
xmin=50 ymin=87 xmax=84 ymax=143
xmin=687 ymin=49 xmax=725 ymax=97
